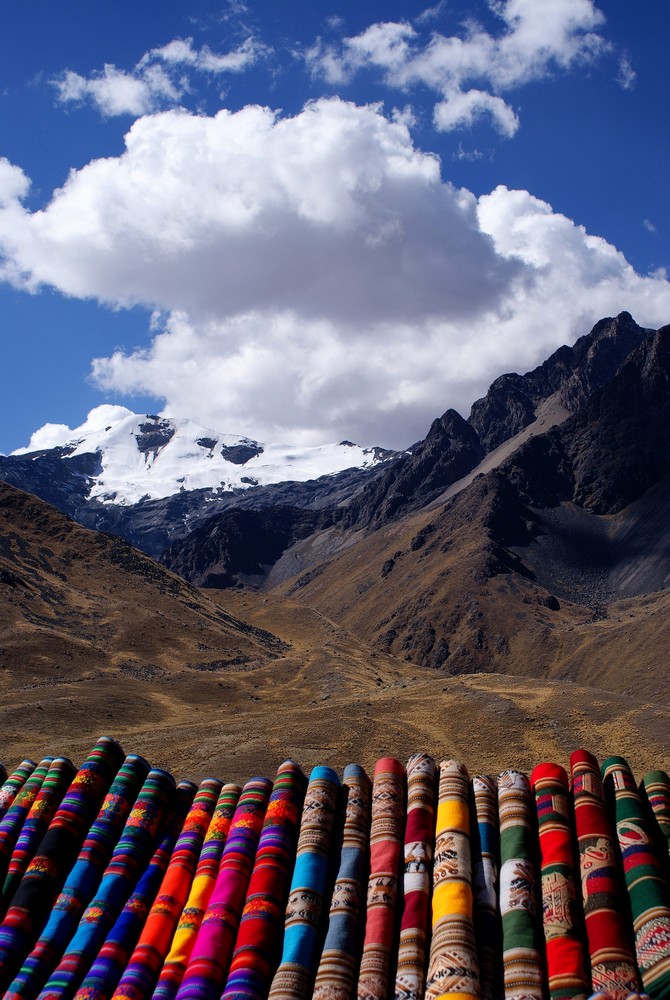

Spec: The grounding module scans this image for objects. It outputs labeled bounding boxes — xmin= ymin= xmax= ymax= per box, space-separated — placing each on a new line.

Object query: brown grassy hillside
xmin=1 ymin=481 xmax=669 ymax=784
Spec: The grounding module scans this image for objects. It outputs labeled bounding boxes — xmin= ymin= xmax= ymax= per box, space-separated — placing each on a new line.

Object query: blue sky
xmin=1 ymin=0 xmax=668 ymax=452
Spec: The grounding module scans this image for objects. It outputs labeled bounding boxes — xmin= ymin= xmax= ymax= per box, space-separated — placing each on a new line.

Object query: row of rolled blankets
xmin=0 ymin=739 xmax=670 ymax=1000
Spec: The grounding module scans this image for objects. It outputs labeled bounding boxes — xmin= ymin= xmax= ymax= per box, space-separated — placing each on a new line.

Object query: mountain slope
xmin=260 ymin=322 xmax=670 ymax=689
xmin=160 ymin=312 xmax=662 ymax=590
xmin=0 ymin=411 xmax=400 ymax=558
xmin=2 ymin=480 xmax=669 ymax=782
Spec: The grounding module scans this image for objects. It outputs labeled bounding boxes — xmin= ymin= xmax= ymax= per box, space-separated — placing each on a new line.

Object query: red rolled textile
xmin=151 ymin=782 xmax=241 ymax=1000
xmin=357 ymin=756 xmax=406 ymax=1000
xmin=110 ymin=778 xmax=223 ymax=1000
xmin=394 ymin=752 xmax=436 ymax=1000
xmin=531 ymin=762 xmax=589 ymax=1000
xmin=570 ymin=749 xmax=641 ymax=1000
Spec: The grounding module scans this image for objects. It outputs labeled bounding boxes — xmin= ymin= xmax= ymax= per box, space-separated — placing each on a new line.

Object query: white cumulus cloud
xmin=54 ymin=35 xmax=267 ymax=117
xmin=0 ymin=99 xmax=668 ymax=447
xmin=308 ymin=0 xmax=608 ymax=135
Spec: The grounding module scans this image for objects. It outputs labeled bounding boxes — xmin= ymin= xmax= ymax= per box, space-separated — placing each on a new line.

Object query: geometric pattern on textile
xmin=497 ymin=769 xmax=542 ymax=1000
xmin=602 ymin=756 xmax=670 ymax=1000
xmin=36 ymin=766 xmax=176 ymax=1000
xmin=0 ymin=760 xmax=37 ymax=823
xmin=0 ymin=738 xmax=126 ymax=995
xmin=0 ymin=759 xmax=54 ymax=893
xmin=70 ymin=782 xmax=197 ymax=1000
xmin=356 ymin=757 xmax=406 ymax=1000
xmin=268 ymin=765 xmax=340 ymax=1000
xmin=222 ymin=760 xmax=307 ymax=1000
xmin=110 ymin=778 xmax=223 ymax=1000
xmin=150 ymin=782 xmax=241 ymax=1000
xmin=394 ymin=753 xmax=436 ymax=1000
xmin=424 ymin=759 xmax=480 ymax=1000
xmin=471 ymin=775 xmax=500 ymax=1000
xmin=641 ymin=771 xmax=670 ymax=859
xmin=2 ymin=758 xmax=77 ymax=915
xmin=312 ymin=763 xmax=371 ymax=1000
xmin=530 ymin=762 xmax=588 ymax=1000
xmin=4 ymin=753 xmax=150 ymax=1000
xmin=173 ymin=776 xmax=271 ymax=1000
xmin=570 ymin=749 xmax=641 ymax=1000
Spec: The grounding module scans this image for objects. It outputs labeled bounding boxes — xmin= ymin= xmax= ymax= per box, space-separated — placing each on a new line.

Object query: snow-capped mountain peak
xmin=12 ymin=406 xmax=396 ymax=506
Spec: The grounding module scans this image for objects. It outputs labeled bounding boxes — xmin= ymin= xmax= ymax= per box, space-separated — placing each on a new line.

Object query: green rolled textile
xmin=602 ymin=756 xmax=670 ymax=1000
xmin=642 ymin=771 xmax=670 ymax=856
xmin=497 ymin=769 xmax=542 ymax=1000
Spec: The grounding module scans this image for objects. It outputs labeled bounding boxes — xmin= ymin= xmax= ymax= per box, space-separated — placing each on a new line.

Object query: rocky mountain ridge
xmin=161 ymin=312 xmax=662 ymax=591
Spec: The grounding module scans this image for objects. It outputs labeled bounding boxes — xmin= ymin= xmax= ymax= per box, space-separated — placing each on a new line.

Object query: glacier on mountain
xmin=12 ymin=405 xmax=393 ymax=506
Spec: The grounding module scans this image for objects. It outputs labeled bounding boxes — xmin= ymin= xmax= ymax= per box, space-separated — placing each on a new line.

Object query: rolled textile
xmin=531 ymin=762 xmax=589 ymax=1000
xmin=4 ymin=753 xmax=150 ymax=1000
xmin=174 ymin=776 xmax=272 ymax=1000
xmin=0 ymin=738 xmax=126 ymax=991
xmin=73 ymin=781 xmax=197 ymax=1000
xmin=356 ymin=756 xmax=406 ymax=1000
xmin=37 ymin=766 xmax=175 ymax=1000
xmin=2 ymin=758 xmax=78 ymax=911
xmin=222 ymin=760 xmax=307 ymax=1000
xmin=0 ymin=761 xmax=36 ymax=822
xmin=111 ymin=778 xmax=223 ymax=1000
xmin=268 ymin=764 xmax=341 ymax=1000
xmin=0 ymin=758 xmax=54 ymax=886
xmin=570 ymin=750 xmax=640 ymax=1000
xmin=312 ymin=763 xmax=372 ymax=1000
xmin=470 ymin=775 xmax=500 ymax=1000
xmin=641 ymin=772 xmax=670 ymax=855
xmin=602 ymin=755 xmax=670 ymax=1000
xmin=497 ymin=769 xmax=542 ymax=1000
xmin=151 ymin=782 xmax=241 ymax=1000
xmin=424 ymin=759 xmax=480 ymax=1000
xmin=394 ymin=752 xmax=437 ymax=1000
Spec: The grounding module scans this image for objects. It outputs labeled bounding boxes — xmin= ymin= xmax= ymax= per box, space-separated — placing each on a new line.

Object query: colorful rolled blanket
xmin=174 ymin=776 xmax=272 ymax=1000
xmin=0 ymin=737 xmax=126 ymax=991
xmin=37 ymin=766 xmax=175 ymax=1000
xmin=312 ymin=763 xmax=372 ymax=1000
xmin=531 ymin=762 xmax=589 ymax=1000
xmin=151 ymin=782 xmax=241 ymax=1000
xmin=2 ymin=757 xmax=77 ymax=912
xmin=641 ymin=771 xmax=670 ymax=857
xmin=570 ymin=749 xmax=640 ymax=1000
xmin=424 ymin=758 xmax=480 ymax=1000
xmin=394 ymin=752 xmax=436 ymax=1000
xmin=602 ymin=755 xmax=670 ymax=1000
xmin=268 ymin=764 xmax=341 ymax=1000
xmin=356 ymin=756 xmax=406 ymax=1000
xmin=0 ymin=758 xmax=54 ymax=887
xmin=222 ymin=760 xmax=307 ymax=1000
xmin=0 ymin=760 xmax=36 ymax=822
xmin=111 ymin=778 xmax=223 ymax=1000
xmin=497 ymin=769 xmax=542 ymax=1000
xmin=72 ymin=781 xmax=197 ymax=1000
xmin=470 ymin=775 xmax=500 ymax=1000
xmin=4 ymin=753 xmax=150 ymax=1000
